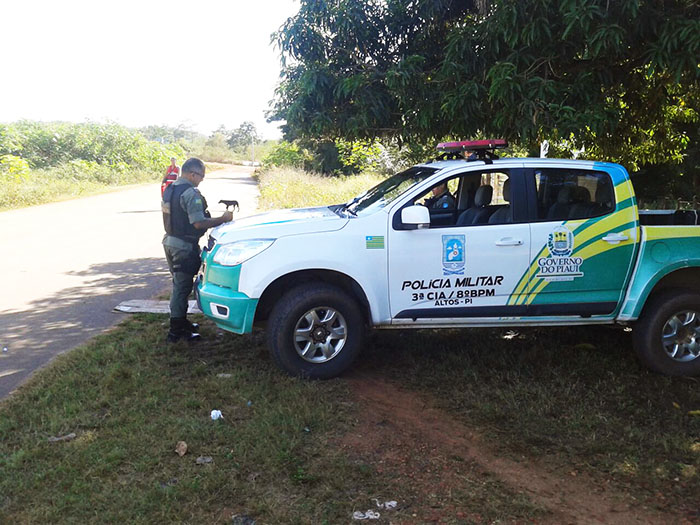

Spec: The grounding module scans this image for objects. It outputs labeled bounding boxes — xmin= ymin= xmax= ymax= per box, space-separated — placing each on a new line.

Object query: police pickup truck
xmin=196 ymin=140 xmax=700 ymax=379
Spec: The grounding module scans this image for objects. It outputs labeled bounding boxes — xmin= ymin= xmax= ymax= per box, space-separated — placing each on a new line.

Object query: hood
xmin=211 ymin=206 xmax=348 ymax=243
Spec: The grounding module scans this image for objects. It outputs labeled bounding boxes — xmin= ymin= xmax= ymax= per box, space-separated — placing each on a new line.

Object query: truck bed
xmin=639 ymin=209 xmax=699 ymax=225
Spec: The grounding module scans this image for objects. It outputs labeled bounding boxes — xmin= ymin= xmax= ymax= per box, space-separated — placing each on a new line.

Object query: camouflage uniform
xmin=162 ymin=178 xmax=209 ymax=320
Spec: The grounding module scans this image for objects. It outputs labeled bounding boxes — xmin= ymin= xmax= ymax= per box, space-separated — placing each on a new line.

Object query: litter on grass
xmin=48 ymin=433 xmax=76 ymax=443
xmin=372 ymin=499 xmax=398 ymax=509
xmin=352 ymin=510 xmax=380 ymax=520
xmin=113 ymin=299 xmax=201 ymax=314
xmin=175 ymin=441 xmax=188 ymax=456
xmin=196 ymin=456 xmax=213 ymax=464
xmin=211 ymin=409 xmax=223 ymax=420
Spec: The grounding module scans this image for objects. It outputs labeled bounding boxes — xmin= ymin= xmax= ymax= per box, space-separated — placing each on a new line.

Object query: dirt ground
xmin=341 ymin=373 xmax=693 ymax=524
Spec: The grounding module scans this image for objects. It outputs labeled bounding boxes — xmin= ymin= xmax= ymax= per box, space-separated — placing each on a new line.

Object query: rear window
xmin=534 ymin=169 xmax=615 ymax=221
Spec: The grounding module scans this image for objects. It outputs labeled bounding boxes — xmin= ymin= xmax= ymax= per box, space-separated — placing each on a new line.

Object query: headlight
xmin=212 ymin=239 xmax=275 ymax=266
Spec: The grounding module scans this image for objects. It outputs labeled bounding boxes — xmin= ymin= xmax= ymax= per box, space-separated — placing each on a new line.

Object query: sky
xmin=0 ymin=0 xmax=300 ymax=139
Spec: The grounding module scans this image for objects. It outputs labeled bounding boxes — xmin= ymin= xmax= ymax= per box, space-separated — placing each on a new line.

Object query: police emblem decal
xmin=442 ymin=235 xmax=465 ymax=275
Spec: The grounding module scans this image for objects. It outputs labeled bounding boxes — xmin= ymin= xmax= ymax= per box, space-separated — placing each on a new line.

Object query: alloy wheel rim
xmin=293 ymin=306 xmax=347 ymax=363
xmin=661 ymin=310 xmax=700 ymax=362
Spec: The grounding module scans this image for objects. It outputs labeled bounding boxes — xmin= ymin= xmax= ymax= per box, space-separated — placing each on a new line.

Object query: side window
xmin=534 ymin=169 xmax=614 ymax=221
xmin=417 ymin=178 xmax=459 ymax=210
xmin=410 ymin=170 xmax=514 ymax=228
xmin=448 ymin=171 xmax=512 ymax=227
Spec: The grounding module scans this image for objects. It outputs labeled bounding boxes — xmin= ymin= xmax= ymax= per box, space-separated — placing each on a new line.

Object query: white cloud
xmin=0 ymin=0 xmax=298 ymax=139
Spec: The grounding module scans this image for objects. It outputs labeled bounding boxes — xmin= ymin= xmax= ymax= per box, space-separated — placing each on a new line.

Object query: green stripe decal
xmin=572 ymin=220 xmax=637 ymax=255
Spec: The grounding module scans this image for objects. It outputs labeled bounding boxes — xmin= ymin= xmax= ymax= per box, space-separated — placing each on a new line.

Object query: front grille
xmin=207 ymin=235 xmax=217 ymax=251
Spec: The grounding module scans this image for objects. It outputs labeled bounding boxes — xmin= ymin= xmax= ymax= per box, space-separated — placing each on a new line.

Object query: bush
xmin=263 ymin=141 xmax=312 ymax=169
xmin=0 ymin=121 xmax=184 ymax=171
xmin=0 ymin=120 xmax=184 ymax=210
xmin=0 ymin=155 xmax=30 ymax=183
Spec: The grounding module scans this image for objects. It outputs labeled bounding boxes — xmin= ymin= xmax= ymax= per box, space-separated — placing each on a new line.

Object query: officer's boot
xmin=184 ymin=318 xmax=200 ymax=332
xmin=166 ymin=317 xmax=201 ymax=343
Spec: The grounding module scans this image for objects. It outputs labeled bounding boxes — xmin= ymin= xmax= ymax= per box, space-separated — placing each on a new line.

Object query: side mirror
xmin=401 ymin=205 xmax=431 ymax=230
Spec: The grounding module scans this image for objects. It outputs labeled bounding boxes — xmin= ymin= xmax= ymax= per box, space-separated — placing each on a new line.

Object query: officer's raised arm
xmin=193 ymin=210 xmax=233 ymax=230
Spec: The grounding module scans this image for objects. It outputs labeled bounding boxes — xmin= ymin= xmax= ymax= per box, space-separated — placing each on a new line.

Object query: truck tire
xmin=266 ymin=283 xmax=365 ymax=379
xmin=633 ymin=289 xmax=700 ymax=376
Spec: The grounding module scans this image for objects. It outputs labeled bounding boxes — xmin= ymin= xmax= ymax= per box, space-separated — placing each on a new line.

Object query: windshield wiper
xmin=340 ymin=195 xmax=364 ymax=216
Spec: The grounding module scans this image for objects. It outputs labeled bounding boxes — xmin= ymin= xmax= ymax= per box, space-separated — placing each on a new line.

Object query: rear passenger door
xmin=524 ymin=166 xmax=637 ymax=317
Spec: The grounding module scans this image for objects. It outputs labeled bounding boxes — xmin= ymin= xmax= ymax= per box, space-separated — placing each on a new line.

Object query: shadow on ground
xmin=0 ymin=257 xmax=170 ymax=399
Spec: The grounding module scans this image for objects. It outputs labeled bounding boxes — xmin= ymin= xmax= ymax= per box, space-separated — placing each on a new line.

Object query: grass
xmin=0 ymin=167 xmax=160 ymax=210
xmin=361 ymin=327 xmax=699 ymax=509
xmin=0 ymin=316 xmax=543 ymax=523
xmin=1 ymin=317 xmax=697 ymax=522
xmin=256 ymin=166 xmax=386 ymax=210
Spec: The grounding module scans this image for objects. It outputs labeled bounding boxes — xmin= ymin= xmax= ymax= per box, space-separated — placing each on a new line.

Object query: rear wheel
xmin=267 ymin=283 xmax=365 ymax=379
xmin=633 ymin=290 xmax=700 ymax=376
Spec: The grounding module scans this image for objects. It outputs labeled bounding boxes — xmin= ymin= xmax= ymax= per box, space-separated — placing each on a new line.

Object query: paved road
xmin=0 ymin=164 xmax=258 ymax=400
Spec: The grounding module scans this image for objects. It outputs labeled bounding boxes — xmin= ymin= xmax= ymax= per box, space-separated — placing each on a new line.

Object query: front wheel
xmin=633 ymin=289 xmax=700 ymax=376
xmin=267 ymin=283 xmax=365 ymax=379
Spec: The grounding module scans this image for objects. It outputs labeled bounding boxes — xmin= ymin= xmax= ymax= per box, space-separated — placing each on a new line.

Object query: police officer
xmin=162 ymin=158 xmax=233 ymax=342
xmin=424 ymin=182 xmax=456 ymax=209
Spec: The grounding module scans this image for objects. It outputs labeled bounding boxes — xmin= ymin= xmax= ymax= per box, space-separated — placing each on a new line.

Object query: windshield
xmin=345 ymin=166 xmax=439 ymax=215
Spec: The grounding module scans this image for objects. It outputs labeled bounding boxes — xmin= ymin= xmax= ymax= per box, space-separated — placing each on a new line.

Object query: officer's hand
xmin=222 ymin=211 xmax=234 ymax=222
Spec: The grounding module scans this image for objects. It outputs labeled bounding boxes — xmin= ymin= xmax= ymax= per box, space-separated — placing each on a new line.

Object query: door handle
xmin=603 ymin=233 xmax=629 ymax=244
xmin=495 ymin=238 xmax=523 ymax=246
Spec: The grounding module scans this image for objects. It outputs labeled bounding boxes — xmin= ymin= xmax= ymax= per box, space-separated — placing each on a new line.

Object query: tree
xmin=270 ymin=0 xmax=699 ymax=170
xmin=227 ymin=121 xmax=259 ymax=150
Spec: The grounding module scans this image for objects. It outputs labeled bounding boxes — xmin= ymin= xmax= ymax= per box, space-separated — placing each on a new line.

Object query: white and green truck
xmin=196 ymin=140 xmax=700 ymax=379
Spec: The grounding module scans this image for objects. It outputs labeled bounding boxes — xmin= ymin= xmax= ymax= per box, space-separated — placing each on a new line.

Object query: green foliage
xmin=0 ymin=120 xmax=183 ymax=171
xmin=271 ymin=0 xmax=700 ymax=173
xmin=0 ymin=120 xmax=184 ymax=209
xmin=196 ymin=132 xmax=238 ymax=163
xmin=335 ymin=139 xmax=382 ymax=173
xmin=0 ymin=154 xmax=30 ymax=182
xmin=226 ymin=121 xmax=259 ymax=150
xmin=264 ymin=138 xmax=391 ymax=175
xmin=263 ymin=141 xmax=312 ymax=169
xmin=138 ymin=123 xmax=201 ymax=144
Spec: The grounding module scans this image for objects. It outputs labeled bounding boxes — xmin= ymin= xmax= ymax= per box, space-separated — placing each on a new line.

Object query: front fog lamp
xmin=212 ymin=239 xmax=275 ymax=266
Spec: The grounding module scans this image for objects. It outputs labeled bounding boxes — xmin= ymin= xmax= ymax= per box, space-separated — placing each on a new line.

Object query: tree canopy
xmin=227 ymin=121 xmax=259 ymax=150
xmin=270 ymin=0 xmax=699 ymax=169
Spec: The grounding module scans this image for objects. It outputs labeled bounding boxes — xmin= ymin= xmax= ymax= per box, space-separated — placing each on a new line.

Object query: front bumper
xmin=197 ymin=281 xmax=258 ymax=334
xmin=196 ymin=260 xmax=257 ymax=334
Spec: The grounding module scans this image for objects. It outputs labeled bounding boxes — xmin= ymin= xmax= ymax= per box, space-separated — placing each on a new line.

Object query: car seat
xmin=546 ymin=186 xmax=574 ymax=221
xmin=488 ymin=180 xmax=512 ymax=224
xmin=568 ymin=186 xmax=593 ymax=219
xmin=456 ymin=185 xmax=493 ymax=226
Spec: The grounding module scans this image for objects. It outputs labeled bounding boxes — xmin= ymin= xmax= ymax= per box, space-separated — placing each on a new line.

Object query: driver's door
xmin=387 ymin=167 xmax=531 ymax=321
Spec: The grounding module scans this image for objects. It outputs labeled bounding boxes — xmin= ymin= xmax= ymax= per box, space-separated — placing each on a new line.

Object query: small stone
xmin=196 ymin=456 xmax=213 ymax=465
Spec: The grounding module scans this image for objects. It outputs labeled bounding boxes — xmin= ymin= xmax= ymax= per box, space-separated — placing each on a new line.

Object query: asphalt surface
xmin=0 ymin=164 xmax=259 ymax=401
